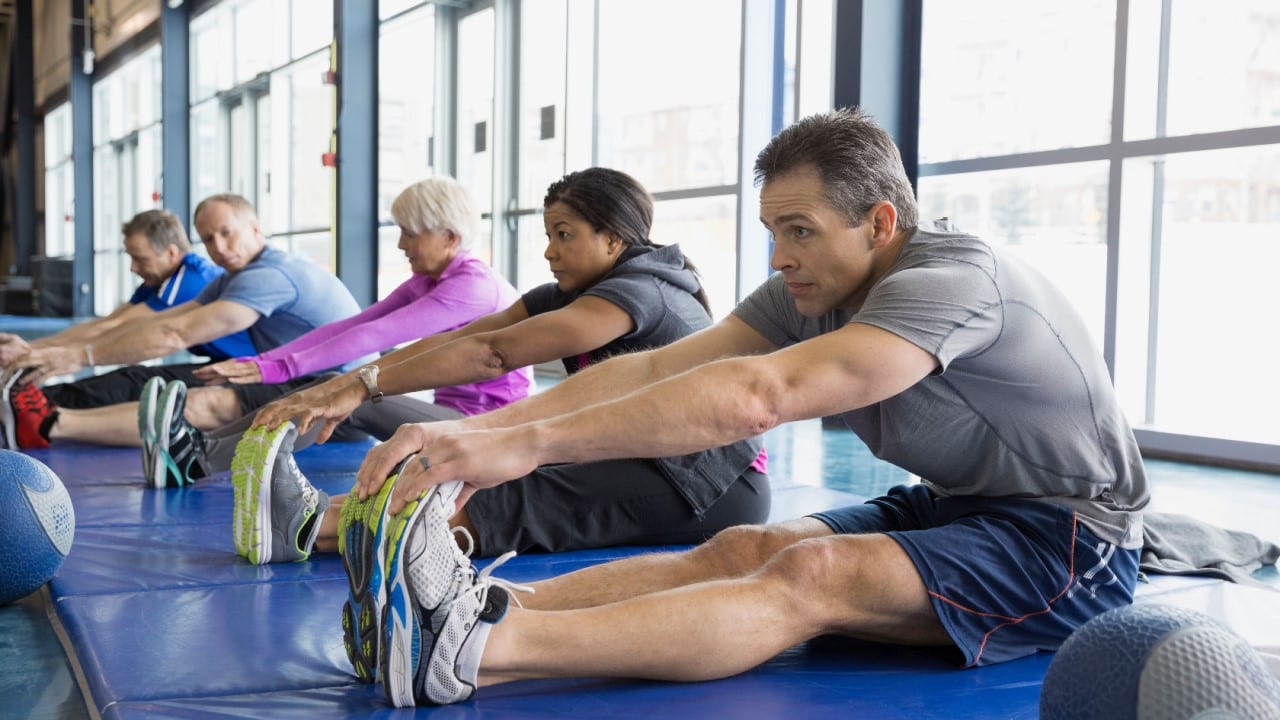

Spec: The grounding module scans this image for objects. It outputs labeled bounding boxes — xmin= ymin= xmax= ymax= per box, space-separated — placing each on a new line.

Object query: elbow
xmin=474 ymin=337 xmax=519 ymax=379
xmin=735 ymin=361 xmax=785 ymax=437
xmin=160 ymin=325 xmax=193 ymax=354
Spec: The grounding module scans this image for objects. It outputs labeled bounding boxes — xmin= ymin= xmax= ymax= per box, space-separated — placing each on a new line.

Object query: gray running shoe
xmin=138 ymin=376 xmax=166 ymax=486
xmin=153 ymin=381 xmax=207 ymax=488
xmin=231 ymin=422 xmax=329 ymax=564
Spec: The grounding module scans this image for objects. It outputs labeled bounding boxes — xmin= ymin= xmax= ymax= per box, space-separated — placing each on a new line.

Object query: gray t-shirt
xmin=194 ymin=246 xmax=374 ymax=372
xmin=732 ymin=221 xmax=1148 ymax=548
xmin=524 ymin=244 xmax=763 ymax=514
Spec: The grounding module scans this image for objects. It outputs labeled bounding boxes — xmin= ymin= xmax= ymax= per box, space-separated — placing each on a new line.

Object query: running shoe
xmin=381 ymin=472 xmax=504 ymax=706
xmin=153 ymin=381 xmax=207 ymax=488
xmin=138 ymin=376 xmax=166 ymax=485
xmin=231 ymin=421 xmax=329 ymax=564
xmin=337 ymin=459 xmax=405 ymax=684
xmin=414 ymin=552 xmax=528 ymax=705
xmin=9 ymin=379 xmax=55 ymax=449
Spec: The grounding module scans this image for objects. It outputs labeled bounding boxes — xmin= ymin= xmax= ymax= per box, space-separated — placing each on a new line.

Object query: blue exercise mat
xmin=40 ymin=440 xmax=1056 ymax=719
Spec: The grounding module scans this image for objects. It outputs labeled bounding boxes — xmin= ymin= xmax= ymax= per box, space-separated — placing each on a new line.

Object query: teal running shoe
xmin=153 ymin=380 xmax=207 ymax=488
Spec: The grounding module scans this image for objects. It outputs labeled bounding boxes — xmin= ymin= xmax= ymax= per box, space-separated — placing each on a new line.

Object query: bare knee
xmin=691 ymin=523 xmax=815 ymax=577
xmin=184 ymin=387 xmax=241 ymax=429
xmin=752 ymin=538 xmax=848 ymax=624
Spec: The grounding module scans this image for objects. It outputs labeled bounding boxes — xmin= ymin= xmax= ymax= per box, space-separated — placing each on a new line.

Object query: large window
xmin=455 ymin=5 xmax=496 ymax=257
xmin=189 ymin=0 xmax=335 ymax=269
xmin=91 ymin=46 xmax=163 ymax=314
xmin=919 ymin=1 xmax=1115 ymax=162
xmin=371 ymin=1 xmax=832 ymax=321
xmin=595 ymin=0 xmax=743 ymax=315
xmin=1114 ymin=147 xmax=1280 ymax=447
xmin=919 ymin=0 xmax=1280 ymax=460
xmin=42 ymin=104 xmax=74 ymax=258
xmin=378 ymin=4 xmax=437 ymax=296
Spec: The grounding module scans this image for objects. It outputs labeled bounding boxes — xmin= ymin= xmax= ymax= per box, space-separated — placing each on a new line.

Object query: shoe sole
xmin=138 ymin=378 xmax=165 ymax=487
xmin=1 ymin=369 xmax=26 ymax=449
xmin=231 ymin=423 xmax=293 ymax=564
xmin=339 ymin=468 xmax=400 ymax=684
xmin=381 ymin=471 xmax=465 ymax=707
xmin=153 ymin=384 xmax=186 ymax=489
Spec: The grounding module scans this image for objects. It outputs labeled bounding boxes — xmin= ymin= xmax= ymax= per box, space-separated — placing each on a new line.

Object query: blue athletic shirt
xmin=193 ymin=246 xmax=373 ymax=372
xmin=128 ymin=252 xmax=256 ymax=360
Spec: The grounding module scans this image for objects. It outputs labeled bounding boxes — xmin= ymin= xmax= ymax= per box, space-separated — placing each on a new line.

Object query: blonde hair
xmin=391 ymin=177 xmax=479 ymax=252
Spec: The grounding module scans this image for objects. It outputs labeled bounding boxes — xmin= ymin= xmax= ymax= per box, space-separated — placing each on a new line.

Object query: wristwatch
xmin=357 ymin=364 xmax=384 ymax=403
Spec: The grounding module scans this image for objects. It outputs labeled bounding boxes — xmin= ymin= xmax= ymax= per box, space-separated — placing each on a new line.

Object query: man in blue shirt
xmin=0 ymin=209 xmax=244 ymax=366
xmin=1 ymin=194 xmax=368 ymax=457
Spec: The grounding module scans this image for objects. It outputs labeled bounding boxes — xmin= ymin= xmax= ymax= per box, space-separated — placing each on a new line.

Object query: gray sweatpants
xmin=203 ymin=393 xmax=465 ymax=474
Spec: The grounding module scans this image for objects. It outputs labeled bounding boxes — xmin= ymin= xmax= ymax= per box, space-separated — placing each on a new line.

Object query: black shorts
xmin=464 ymin=461 xmax=770 ymax=557
xmin=45 ymin=362 xmax=321 ymax=415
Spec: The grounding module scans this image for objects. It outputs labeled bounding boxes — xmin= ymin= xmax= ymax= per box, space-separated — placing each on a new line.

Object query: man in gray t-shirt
xmin=734 ymin=220 xmax=1148 ymax=551
xmin=346 ymin=109 xmax=1151 ymax=707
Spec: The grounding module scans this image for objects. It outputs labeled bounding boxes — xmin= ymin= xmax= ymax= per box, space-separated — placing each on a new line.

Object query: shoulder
xmin=899 ymin=224 xmax=998 ymax=276
xmin=521 ymin=282 xmax=562 ymax=315
xmin=182 ymin=253 xmax=225 ymax=280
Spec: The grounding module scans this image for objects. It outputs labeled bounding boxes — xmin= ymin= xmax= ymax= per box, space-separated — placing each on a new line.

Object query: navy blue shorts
xmin=810 ymin=484 xmax=1139 ymax=666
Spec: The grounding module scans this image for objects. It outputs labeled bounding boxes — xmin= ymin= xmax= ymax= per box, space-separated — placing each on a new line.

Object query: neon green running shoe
xmin=338 ymin=462 xmax=401 ymax=683
xmin=231 ymin=422 xmax=328 ymax=564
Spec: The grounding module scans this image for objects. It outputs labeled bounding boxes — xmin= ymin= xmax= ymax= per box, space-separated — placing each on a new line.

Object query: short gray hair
xmin=391 ymin=177 xmax=480 ymax=252
xmin=122 ymin=209 xmax=190 ymax=253
xmin=754 ymin=107 xmax=918 ymax=232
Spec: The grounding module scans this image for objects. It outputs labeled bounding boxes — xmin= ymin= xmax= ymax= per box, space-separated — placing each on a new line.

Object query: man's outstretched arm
xmin=13 ymin=300 xmax=259 ymax=383
xmin=383 ymin=321 xmax=938 ymax=512
xmin=0 ymin=302 xmax=155 ymax=367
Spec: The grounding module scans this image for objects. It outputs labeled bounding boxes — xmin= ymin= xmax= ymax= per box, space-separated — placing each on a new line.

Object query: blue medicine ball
xmin=1041 ymin=603 xmax=1280 ymax=720
xmin=0 ymin=450 xmax=75 ymax=605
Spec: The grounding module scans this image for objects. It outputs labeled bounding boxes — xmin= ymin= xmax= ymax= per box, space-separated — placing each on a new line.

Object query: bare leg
xmin=48 ymin=403 xmax=144 ymax=447
xmin=478 ymin=533 xmax=949 ymax=685
xmin=184 ymin=386 xmax=245 ymax=430
xmin=521 ymin=518 xmax=833 ymax=611
xmin=314 ymin=495 xmax=345 ymax=554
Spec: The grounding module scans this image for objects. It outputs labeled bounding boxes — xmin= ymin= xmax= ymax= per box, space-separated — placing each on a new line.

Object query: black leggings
xmin=465 ymin=465 xmax=770 ymax=557
xmin=45 ymin=362 xmax=321 ymax=412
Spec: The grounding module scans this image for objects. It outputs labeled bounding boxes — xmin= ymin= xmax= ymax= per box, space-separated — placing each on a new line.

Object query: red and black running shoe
xmin=10 ymin=381 xmax=56 ymax=449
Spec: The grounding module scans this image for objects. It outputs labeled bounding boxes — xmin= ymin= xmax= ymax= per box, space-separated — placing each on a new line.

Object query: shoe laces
xmin=286 ymin=454 xmax=319 ymax=508
xmin=466 ymin=551 xmax=534 ymax=610
xmin=451 ymin=526 xmax=476 ymax=558
xmin=13 ymin=384 xmax=51 ymax=414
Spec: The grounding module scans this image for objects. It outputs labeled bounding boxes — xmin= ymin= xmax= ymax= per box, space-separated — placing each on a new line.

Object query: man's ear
xmin=868 ymin=201 xmax=899 ymax=247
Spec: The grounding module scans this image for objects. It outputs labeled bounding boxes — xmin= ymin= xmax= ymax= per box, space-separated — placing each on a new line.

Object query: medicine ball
xmin=1041 ymin=603 xmax=1280 ymax=720
xmin=0 ymin=450 xmax=75 ymax=605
